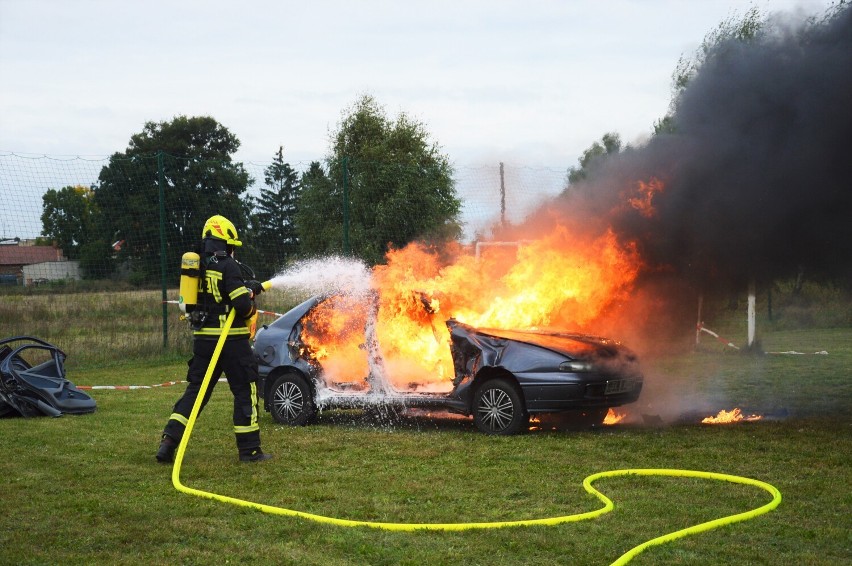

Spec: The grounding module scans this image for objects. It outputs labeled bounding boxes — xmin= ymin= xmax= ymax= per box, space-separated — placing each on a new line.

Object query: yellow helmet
xmin=201 ymin=215 xmax=242 ymax=247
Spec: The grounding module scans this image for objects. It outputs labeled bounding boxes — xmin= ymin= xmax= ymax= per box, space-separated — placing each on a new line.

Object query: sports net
xmin=0 ymin=152 xmax=566 ymax=366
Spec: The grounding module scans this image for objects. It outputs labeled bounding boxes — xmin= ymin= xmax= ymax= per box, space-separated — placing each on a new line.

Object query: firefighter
xmin=156 ymin=214 xmax=271 ymax=463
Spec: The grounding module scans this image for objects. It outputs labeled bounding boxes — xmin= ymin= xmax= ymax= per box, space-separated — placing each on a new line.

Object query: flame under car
xmin=253 ymin=295 xmax=643 ymax=435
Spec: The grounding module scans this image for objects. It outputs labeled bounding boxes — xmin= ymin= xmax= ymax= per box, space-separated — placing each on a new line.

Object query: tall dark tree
xmin=93 ymin=115 xmax=250 ymax=283
xmin=251 ymin=146 xmax=301 ymax=273
xmin=295 ymin=161 xmax=343 ymax=257
xmin=297 ymin=95 xmax=461 ymax=265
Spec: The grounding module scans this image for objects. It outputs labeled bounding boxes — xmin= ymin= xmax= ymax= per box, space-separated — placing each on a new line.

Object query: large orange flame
xmin=302 ymin=221 xmax=643 ymax=391
xmin=301 ymin=294 xmax=370 ymax=386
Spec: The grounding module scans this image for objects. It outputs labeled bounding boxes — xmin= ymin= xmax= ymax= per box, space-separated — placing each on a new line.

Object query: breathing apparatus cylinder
xmin=179 ymin=251 xmax=201 ymax=313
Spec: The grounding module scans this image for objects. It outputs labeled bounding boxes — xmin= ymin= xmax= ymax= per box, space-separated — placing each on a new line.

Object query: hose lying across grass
xmin=171 ymin=308 xmax=782 ymax=565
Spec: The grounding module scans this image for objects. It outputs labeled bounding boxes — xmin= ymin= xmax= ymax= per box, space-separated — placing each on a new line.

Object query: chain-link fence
xmin=0 ymin=152 xmax=566 ymax=366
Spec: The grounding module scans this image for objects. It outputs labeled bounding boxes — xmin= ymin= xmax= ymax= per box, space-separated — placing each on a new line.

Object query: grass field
xmin=0 ymin=288 xmax=850 ymax=564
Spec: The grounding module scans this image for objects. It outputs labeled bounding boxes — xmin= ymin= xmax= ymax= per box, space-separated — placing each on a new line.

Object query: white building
xmin=22 ymin=260 xmax=81 ymax=285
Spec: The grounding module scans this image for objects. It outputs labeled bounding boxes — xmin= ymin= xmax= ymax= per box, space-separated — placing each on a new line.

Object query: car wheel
xmin=473 ymin=378 xmax=528 ymax=435
xmin=269 ymin=373 xmax=316 ymax=426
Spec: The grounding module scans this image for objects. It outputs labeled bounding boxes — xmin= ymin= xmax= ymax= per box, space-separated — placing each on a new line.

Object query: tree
xmin=296 ymin=161 xmax=343 ymax=257
xmin=652 ymin=115 xmax=676 ymax=136
xmin=297 ymin=95 xmax=461 ymax=265
xmin=93 ymin=115 xmax=250 ymax=283
xmin=565 ymin=132 xmax=622 ymax=187
xmin=40 ymin=184 xmax=98 ymax=260
xmin=250 ymin=146 xmax=301 ymax=273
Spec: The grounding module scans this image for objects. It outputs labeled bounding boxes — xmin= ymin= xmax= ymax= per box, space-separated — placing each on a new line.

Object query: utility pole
xmin=499 ymin=162 xmax=506 ymax=228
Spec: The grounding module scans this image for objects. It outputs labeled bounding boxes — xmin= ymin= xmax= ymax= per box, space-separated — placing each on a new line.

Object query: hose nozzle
xmin=261 ymin=280 xmax=273 ymax=291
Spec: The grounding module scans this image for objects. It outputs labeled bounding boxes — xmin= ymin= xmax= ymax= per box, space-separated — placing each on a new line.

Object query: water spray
xmin=266 ymin=256 xmax=372 ymax=298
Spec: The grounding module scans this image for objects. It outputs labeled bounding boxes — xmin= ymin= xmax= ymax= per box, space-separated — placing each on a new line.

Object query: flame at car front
xmin=603 ymin=408 xmax=627 ymax=425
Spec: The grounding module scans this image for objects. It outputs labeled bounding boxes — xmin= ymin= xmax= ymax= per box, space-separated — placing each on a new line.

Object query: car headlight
xmin=559 ymin=360 xmax=594 ymax=372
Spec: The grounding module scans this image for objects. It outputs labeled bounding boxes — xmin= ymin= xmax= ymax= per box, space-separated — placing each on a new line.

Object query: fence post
xmin=342 ymin=156 xmax=350 ymax=255
xmin=747 ymin=278 xmax=756 ymax=349
xmin=158 ymin=151 xmax=168 ymax=349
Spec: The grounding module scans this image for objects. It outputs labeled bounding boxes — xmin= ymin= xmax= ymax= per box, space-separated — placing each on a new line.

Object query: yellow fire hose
xmin=170 ymin=282 xmax=782 ymax=565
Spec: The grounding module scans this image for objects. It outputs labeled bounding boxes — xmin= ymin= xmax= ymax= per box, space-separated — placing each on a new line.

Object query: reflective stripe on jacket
xmin=193 ymin=254 xmax=254 ymax=340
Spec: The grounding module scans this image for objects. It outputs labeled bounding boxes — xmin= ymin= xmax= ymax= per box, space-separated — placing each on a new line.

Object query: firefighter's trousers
xmin=162 ymin=338 xmax=261 ymax=454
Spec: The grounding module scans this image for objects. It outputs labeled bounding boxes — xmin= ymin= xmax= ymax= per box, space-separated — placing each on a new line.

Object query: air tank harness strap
xmin=203 ymin=304 xmax=231 ymax=315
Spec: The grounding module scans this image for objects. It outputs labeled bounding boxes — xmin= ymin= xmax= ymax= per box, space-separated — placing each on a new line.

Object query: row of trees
xmin=40 ymin=95 xmax=461 ymax=283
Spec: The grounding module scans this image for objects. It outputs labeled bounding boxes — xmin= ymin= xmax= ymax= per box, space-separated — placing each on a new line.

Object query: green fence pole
xmin=158 ymin=151 xmax=169 ymax=349
xmin=342 ymin=156 xmax=350 ymax=255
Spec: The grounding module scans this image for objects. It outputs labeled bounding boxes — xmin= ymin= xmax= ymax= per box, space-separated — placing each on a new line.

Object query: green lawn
xmin=1 ymin=328 xmax=850 ymax=565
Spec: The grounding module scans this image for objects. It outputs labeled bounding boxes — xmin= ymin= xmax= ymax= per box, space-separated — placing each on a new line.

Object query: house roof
xmin=0 ymin=245 xmax=66 ymax=266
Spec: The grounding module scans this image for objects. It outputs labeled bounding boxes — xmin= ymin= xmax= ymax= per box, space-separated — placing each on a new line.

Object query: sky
xmin=0 ymin=0 xmax=835 ymax=168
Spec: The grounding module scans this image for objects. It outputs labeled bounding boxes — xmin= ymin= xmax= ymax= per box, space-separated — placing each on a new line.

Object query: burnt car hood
xmin=447 ymin=320 xmax=623 ymax=360
xmin=445 ymin=319 xmax=641 ymax=384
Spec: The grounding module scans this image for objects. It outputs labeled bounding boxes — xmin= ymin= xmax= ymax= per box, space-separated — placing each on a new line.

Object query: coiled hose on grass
xmin=170 ymin=308 xmax=782 ymax=565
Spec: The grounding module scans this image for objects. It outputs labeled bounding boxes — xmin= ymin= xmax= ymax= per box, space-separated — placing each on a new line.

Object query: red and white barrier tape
xmin=78 ymin=378 xmax=229 ymax=390
xmin=697 ymin=323 xmax=740 ymax=350
xmin=697 ymin=323 xmax=828 ymax=355
xmin=765 ymin=349 xmax=828 ymax=355
xmin=78 ymin=380 xmax=186 ymax=390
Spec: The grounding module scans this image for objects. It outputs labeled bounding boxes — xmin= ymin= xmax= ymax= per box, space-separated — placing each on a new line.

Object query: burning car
xmin=253 ymin=293 xmax=643 ymax=435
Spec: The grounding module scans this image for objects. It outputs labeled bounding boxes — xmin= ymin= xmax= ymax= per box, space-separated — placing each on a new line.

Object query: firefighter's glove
xmin=246 ymin=309 xmax=259 ymax=341
xmin=246 ymin=279 xmax=264 ymax=299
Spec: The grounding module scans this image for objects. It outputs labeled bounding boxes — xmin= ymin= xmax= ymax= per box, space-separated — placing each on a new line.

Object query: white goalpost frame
xmin=747 ymin=279 xmax=757 ymax=348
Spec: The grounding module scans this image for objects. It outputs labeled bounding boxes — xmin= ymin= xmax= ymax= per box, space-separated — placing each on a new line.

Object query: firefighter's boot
xmin=239 ymin=448 xmax=272 ymax=462
xmin=156 ymin=435 xmax=177 ymax=463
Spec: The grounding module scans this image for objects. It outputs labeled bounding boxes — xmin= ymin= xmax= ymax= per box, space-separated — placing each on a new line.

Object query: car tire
xmin=269 ymin=373 xmax=316 ymax=426
xmin=473 ymin=378 xmax=529 ymax=435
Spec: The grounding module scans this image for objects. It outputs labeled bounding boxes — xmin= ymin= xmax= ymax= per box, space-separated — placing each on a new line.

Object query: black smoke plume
xmin=574 ymin=5 xmax=852 ymax=287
